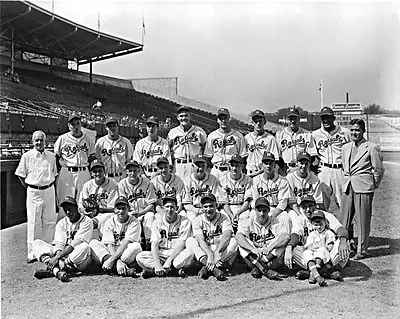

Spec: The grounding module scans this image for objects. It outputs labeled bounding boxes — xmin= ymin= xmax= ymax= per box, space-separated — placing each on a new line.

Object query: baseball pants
xmin=238 ymin=237 xmax=285 ymax=259
xmin=89 ymin=239 xmax=142 ymax=267
xmin=136 ymin=248 xmax=194 ymax=271
xmin=186 ymin=237 xmax=238 ymax=266
xmin=137 ymin=212 xmax=155 ymax=242
xmin=292 ymin=239 xmax=349 ymax=270
xmin=32 ymin=239 xmax=92 ymax=271
xmin=340 ymin=186 xmax=374 ymax=254
xmin=318 ymin=166 xmax=344 ymax=209
xmin=174 ymin=162 xmax=194 ymax=181
xmin=26 ymin=186 xmax=57 ymax=260
xmin=302 ymin=247 xmax=331 ymax=265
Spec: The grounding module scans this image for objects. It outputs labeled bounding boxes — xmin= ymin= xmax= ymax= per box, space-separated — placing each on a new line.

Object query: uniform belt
xmin=322 ymin=163 xmax=342 ymax=169
xmin=108 ymin=172 xmax=122 ymax=177
xmin=216 ymin=165 xmax=229 ymax=171
xmin=66 ymin=166 xmax=87 ymax=172
xmin=146 ymin=167 xmax=158 ymax=173
xmin=230 ymin=202 xmax=244 ymax=206
xmin=270 ymin=205 xmax=277 ymax=208
xmin=176 ymin=159 xmax=192 ymax=164
xmin=27 ymin=181 xmax=54 ymax=190
xmin=287 ymin=162 xmax=297 ymax=167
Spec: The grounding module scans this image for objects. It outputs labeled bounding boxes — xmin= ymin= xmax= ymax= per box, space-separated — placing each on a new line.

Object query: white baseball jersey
xmin=252 ymin=173 xmax=293 ymax=211
xmin=133 ymin=136 xmax=170 ymax=171
xmin=204 ymin=129 xmax=247 ymax=165
xmin=53 ymin=213 xmax=93 ymax=250
xmin=192 ymin=212 xmax=233 ymax=245
xmin=151 ymin=174 xmax=185 ymax=205
xmin=244 ymin=132 xmax=280 ymax=172
xmin=168 ymin=125 xmax=207 ymax=160
xmin=304 ymin=228 xmax=336 ymax=251
xmin=78 ymin=177 xmax=119 ymax=209
xmin=54 ymin=132 xmax=95 ymax=167
xmin=312 ymin=126 xmax=351 ymax=165
xmin=276 ymin=127 xmax=318 ymax=164
xmin=286 ymin=171 xmax=324 ymax=206
xmin=151 ymin=215 xmax=192 ymax=250
xmin=95 ymin=135 xmax=133 ymax=175
xmin=219 ymin=173 xmax=253 ymax=205
xmin=182 ymin=173 xmax=223 ymax=207
xmin=237 ymin=214 xmax=290 ymax=248
xmin=292 ymin=211 xmax=341 ymax=245
xmin=102 ymin=215 xmax=141 ymax=245
xmin=118 ymin=177 xmax=157 ymax=213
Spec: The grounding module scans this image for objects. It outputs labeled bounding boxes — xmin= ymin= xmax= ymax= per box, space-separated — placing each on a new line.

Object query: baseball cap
xmin=162 ymin=196 xmax=178 ymax=205
xmin=125 ymin=160 xmax=140 ymax=169
xmin=146 ymin=116 xmax=159 ymax=125
xmin=297 ymin=151 xmax=311 ymax=162
xmin=177 ymin=106 xmax=190 ymax=114
xmin=90 ymin=159 xmax=105 ymax=170
xmin=300 ymin=195 xmax=316 ymax=205
xmin=200 ymin=193 xmax=217 ymax=204
xmin=68 ymin=113 xmax=81 ymax=122
xmin=193 ymin=154 xmax=207 ymax=164
xmin=60 ymin=196 xmax=78 ymax=207
xmin=262 ymin=152 xmax=275 ymax=162
xmin=217 ymin=108 xmax=230 ymax=117
xmin=310 ymin=210 xmax=326 ymax=221
xmin=229 ymin=155 xmax=244 ymax=165
xmin=105 ymin=116 xmax=118 ymax=125
xmin=250 ymin=110 xmax=265 ymax=119
xmin=156 ymin=157 xmax=169 ymax=167
xmin=254 ymin=197 xmax=270 ymax=210
xmin=320 ymin=106 xmax=334 ymax=117
xmin=286 ymin=107 xmax=300 ymax=117
xmin=114 ymin=195 xmax=129 ymax=207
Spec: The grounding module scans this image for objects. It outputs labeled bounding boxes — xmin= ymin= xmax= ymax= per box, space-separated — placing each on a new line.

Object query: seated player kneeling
xmin=236 ymin=197 xmax=290 ymax=280
xmin=32 ymin=196 xmax=93 ymax=282
xmin=89 ymin=196 xmax=142 ymax=277
xmin=136 ymin=196 xmax=194 ymax=278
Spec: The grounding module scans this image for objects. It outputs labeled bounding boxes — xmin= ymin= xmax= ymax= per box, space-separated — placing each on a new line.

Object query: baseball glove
xmin=82 ymin=197 xmax=99 ymax=218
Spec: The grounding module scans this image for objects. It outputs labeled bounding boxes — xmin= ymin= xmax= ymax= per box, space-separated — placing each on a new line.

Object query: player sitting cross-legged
xmin=136 ymin=196 xmax=194 ymax=278
xmin=186 ymin=194 xmax=238 ymax=281
xmin=89 ymin=196 xmax=142 ymax=277
xmin=236 ymin=197 xmax=290 ymax=280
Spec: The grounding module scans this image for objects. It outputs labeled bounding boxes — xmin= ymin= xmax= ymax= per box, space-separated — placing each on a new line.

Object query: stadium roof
xmin=0 ymin=1 xmax=143 ymax=65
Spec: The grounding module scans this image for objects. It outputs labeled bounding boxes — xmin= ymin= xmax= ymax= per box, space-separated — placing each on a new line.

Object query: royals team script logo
xmin=128 ymin=189 xmax=146 ymax=202
xmin=293 ymin=185 xmax=313 ymax=197
xmin=101 ymin=144 xmax=125 ymax=157
xmin=212 ymin=136 xmax=236 ymax=149
xmin=247 ymin=140 xmax=270 ymax=152
xmin=112 ymin=230 xmax=125 ymax=244
xmin=160 ymin=229 xmax=180 ymax=240
xmin=249 ymin=229 xmax=275 ymax=247
xmin=257 ymin=186 xmax=279 ymax=197
xmin=155 ymin=188 xmax=177 ymax=199
xmin=317 ymin=134 xmax=344 ymax=150
xmin=141 ymin=148 xmax=163 ymax=158
xmin=203 ymin=225 xmax=222 ymax=244
xmin=190 ymin=185 xmax=212 ymax=197
xmin=173 ymin=133 xmax=199 ymax=146
xmin=280 ymin=136 xmax=309 ymax=149
xmin=225 ymin=186 xmax=245 ymax=197
xmin=64 ymin=143 xmax=88 ymax=156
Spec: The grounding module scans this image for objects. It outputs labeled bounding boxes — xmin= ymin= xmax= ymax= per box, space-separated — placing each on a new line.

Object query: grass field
xmin=1 ymin=159 xmax=399 ymax=319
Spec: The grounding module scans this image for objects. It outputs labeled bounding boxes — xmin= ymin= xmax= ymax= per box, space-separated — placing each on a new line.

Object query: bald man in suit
xmin=340 ymin=119 xmax=384 ymax=260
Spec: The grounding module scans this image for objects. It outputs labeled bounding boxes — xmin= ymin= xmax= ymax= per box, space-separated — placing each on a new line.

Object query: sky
xmin=33 ymin=0 xmax=400 ymax=114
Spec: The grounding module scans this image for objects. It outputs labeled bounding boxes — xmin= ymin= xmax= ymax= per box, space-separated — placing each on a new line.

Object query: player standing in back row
xmin=167 ymin=106 xmax=207 ymax=180
xmin=204 ymin=108 xmax=247 ymax=179
xmin=312 ymin=107 xmax=351 ymax=209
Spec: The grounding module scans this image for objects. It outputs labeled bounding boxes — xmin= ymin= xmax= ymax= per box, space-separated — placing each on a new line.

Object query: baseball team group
xmin=15 ymin=104 xmax=385 ymax=286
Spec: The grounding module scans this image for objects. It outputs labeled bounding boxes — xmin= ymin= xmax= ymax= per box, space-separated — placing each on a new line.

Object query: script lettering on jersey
xmin=190 ymin=184 xmax=212 ymax=197
xmin=141 ymin=147 xmax=163 ymax=158
xmin=212 ymin=136 xmax=237 ymax=149
xmin=66 ymin=230 xmax=77 ymax=242
xmin=247 ymin=140 xmax=270 ymax=153
xmin=317 ymin=134 xmax=344 ymax=150
xmin=173 ymin=133 xmax=199 ymax=146
xmin=203 ymin=225 xmax=223 ymax=244
xmin=128 ymin=189 xmax=145 ymax=201
xmin=88 ymin=192 xmax=109 ymax=203
xmin=101 ymin=144 xmax=125 ymax=157
xmin=281 ymin=136 xmax=308 ymax=149
xmin=293 ymin=185 xmax=313 ymax=198
xmin=155 ymin=187 xmax=177 ymax=199
xmin=257 ymin=185 xmax=279 ymax=197
xmin=225 ymin=185 xmax=245 ymax=197
xmin=112 ymin=230 xmax=125 ymax=244
xmin=64 ymin=143 xmax=89 ymax=156
xmin=160 ymin=228 xmax=180 ymax=240
xmin=249 ymin=229 xmax=275 ymax=246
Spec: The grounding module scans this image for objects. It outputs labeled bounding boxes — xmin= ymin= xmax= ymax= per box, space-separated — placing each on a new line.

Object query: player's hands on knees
xmin=163 ymin=259 xmax=172 ymax=273
xmin=284 ymin=248 xmax=293 ymax=269
xmin=155 ymin=264 xmax=165 ymax=276
xmin=102 ymin=258 xmax=115 ymax=272
xmin=116 ymin=260 xmax=128 ymax=276
xmin=46 ymin=256 xmax=60 ymax=271
xmin=339 ymin=240 xmax=350 ymax=261
xmin=206 ymin=253 xmax=215 ymax=271
xmin=262 ymin=245 xmax=272 ymax=256
xmin=214 ymin=251 xmax=223 ymax=268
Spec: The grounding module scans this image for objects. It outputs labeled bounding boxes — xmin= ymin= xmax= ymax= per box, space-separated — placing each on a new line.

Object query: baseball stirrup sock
xmin=246 ymin=253 xmax=268 ymax=272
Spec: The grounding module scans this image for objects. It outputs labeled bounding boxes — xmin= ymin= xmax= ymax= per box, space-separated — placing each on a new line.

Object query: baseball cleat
xmin=329 ymin=271 xmax=344 ymax=282
xmin=212 ymin=268 xmax=227 ymax=281
xmin=34 ymin=268 xmax=53 ymax=279
xmin=141 ymin=270 xmax=154 ymax=279
xmin=295 ymin=270 xmax=310 ymax=280
xmin=198 ymin=266 xmax=210 ymax=280
xmin=316 ymin=276 xmax=327 ymax=287
xmin=308 ymin=276 xmax=317 ymax=284
xmin=264 ymin=269 xmax=283 ymax=281
xmin=353 ymin=252 xmax=370 ymax=260
xmin=56 ymin=270 xmax=69 ymax=282
xmin=178 ymin=268 xmax=188 ymax=278
xmin=125 ymin=268 xmax=138 ymax=278
xmin=251 ymin=267 xmax=263 ymax=279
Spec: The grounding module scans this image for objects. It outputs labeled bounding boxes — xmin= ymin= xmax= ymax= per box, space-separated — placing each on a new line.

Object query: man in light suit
xmin=340 ymin=119 xmax=384 ymax=260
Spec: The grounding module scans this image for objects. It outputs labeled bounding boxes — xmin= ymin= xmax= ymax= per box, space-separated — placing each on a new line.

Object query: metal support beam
xmin=78 ymin=46 xmax=143 ymax=65
xmin=70 ymin=35 xmax=100 ymax=55
xmin=0 ymin=6 xmax=31 ymax=27
xmin=19 ymin=16 xmax=54 ymax=39
xmin=45 ymin=27 xmax=78 ymax=49
xmin=11 ymin=27 xmax=14 ymax=74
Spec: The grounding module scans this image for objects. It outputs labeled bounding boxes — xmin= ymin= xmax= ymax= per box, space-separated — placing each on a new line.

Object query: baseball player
xmin=312 ymin=106 xmax=351 ymax=209
xmin=167 ymin=106 xmax=207 ymax=180
xmin=219 ymin=155 xmax=253 ymax=228
xmin=118 ymin=160 xmax=157 ymax=248
xmin=182 ymin=155 xmax=224 ymax=221
xmin=236 ymin=197 xmax=290 ymax=280
xmin=276 ymin=107 xmax=318 ymax=175
xmin=244 ymin=110 xmax=280 ymax=178
xmin=15 ymin=130 xmax=58 ymax=263
xmin=78 ymin=160 xmax=119 ymax=237
xmin=251 ymin=152 xmax=300 ymax=225
xmin=186 ymin=194 xmax=238 ymax=281
xmin=134 ymin=116 xmax=170 ymax=179
xmin=204 ymin=108 xmax=247 ymax=180
xmin=89 ymin=196 xmax=142 ymax=277
xmin=286 ymin=151 xmax=325 ymax=210
xmin=32 ymin=196 xmax=93 ymax=282
xmin=284 ymin=195 xmax=350 ymax=282
xmin=95 ymin=116 xmax=134 ymax=182
xmin=136 ymin=196 xmax=194 ymax=278
xmin=54 ymin=113 xmax=95 ymax=216
xmin=151 ymin=157 xmax=185 ymax=215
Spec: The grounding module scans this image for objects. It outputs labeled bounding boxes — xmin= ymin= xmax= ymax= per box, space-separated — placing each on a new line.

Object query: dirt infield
xmin=2 ymin=163 xmax=400 ymax=319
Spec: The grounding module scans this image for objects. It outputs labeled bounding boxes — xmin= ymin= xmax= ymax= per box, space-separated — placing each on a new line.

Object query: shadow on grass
xmin=342 ymin=260 xmax=373 ymax=282
xmin=367 ymin=236 xmax=400 ymax=258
